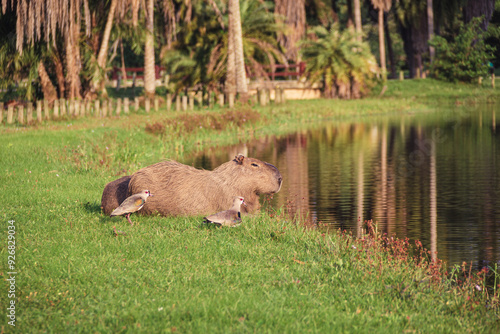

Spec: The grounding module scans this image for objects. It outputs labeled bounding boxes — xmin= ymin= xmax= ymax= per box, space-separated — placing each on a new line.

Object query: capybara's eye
xmin=251 ymin=163 xmax=259 ymax=167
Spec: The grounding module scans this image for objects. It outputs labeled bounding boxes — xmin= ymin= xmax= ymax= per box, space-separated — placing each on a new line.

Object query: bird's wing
xmin=134 ymin=197 xmax=146 ymax=207
xmin=204 ymin=210 xmax=241 ymax=225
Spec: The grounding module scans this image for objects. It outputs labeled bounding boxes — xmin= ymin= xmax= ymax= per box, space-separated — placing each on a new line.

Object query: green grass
xmin=1 ymin=79 xmax=499 ymax=332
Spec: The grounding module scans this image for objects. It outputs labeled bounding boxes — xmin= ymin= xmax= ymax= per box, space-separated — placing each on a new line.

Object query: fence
xmin=0 ymin=87 xmax=286 ymax=126
xmin=111 ymin=62 xmax=307 ymax=83
xmin=246 ymin=62 xmax=306 ymax=81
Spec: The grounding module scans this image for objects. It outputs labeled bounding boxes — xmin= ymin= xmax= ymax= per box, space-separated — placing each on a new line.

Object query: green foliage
xmin=299 ymin=24 xmax=379 ymax=99
xmin=0 ymin=13 xmax=40 ymax=101
xmin=162 ymin=0 xmax=285 ymax=94
xmin=430 ymin=17 xmax=497 ymax=83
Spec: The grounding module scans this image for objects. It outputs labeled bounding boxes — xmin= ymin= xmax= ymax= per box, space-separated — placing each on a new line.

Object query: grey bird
xmin=110 ymin=190 xmax=152 ymax=225
xmin=203 ymin=196 xmax=246 ymax=227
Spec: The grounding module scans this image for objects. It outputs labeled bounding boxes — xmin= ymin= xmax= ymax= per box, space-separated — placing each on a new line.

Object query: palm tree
xmin=299 ymin=24 xmax=379 ymax=99
xmin=230 ymin=0 xmax=248 ymax=96
xmin=353 ymin=0 xmax=362 ymax=41
xmin=226 ymin=0 xmax=236 ymax=97
xmin=93 ymin=0 xmax=118 ymax=96
xmin=144 ymin=0 xmax=156 ymax=99
xmin=371 ymin=0 xmax=391 ymax=78
xmin=427 ymin=0 xmax=435 ymax=62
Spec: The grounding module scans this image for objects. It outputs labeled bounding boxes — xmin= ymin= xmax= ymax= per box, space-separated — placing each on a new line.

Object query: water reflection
xmin=184 ymin=105 xmax=500 ymax=268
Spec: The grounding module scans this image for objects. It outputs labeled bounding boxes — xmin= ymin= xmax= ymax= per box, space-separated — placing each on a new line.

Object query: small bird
xmin=110 ymin=190 xmax=152 ymax=225
xmin=203 ymin=196 xmax=246 ymax=227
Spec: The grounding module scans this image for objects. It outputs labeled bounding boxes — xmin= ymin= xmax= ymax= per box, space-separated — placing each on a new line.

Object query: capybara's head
xmin=228 ymin=154 xmax=282 ymax=195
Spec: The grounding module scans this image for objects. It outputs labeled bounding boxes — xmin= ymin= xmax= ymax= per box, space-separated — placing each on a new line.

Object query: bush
xmin=299 ymin=24 xmax=379 ymax=99
xmin=430 ymin=17 xmax=496 ymax=83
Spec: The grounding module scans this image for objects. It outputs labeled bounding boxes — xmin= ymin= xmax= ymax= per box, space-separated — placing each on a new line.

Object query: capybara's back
xmin=128 ymin=155 xmax=282 ymax=216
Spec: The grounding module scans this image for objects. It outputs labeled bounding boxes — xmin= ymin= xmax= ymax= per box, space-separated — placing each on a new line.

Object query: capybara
xmin=101 ymin=155 xmax=282 ymax=216
xmin=101 ymin=175 xmax=132 ymax=215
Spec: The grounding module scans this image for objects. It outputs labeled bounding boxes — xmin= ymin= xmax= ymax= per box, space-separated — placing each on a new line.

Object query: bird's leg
xmin=126 ymin=213 xmax=134 ymax=225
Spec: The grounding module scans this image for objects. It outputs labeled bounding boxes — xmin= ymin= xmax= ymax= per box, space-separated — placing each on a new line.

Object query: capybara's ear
xmin=234 ymin=154 xmax=245 ymax=165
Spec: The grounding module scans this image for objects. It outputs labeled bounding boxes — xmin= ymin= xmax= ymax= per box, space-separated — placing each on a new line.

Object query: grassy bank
xmin=1 ymin=79 xmax=499 ymax=332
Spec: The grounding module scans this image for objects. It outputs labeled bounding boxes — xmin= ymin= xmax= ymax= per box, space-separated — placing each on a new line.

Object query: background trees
xmin=0 ymin=0 xmax=499 ymax=102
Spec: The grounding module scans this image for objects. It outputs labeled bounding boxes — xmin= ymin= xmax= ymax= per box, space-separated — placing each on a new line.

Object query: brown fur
xmin=101 ymin=175 xmax=132 ymax=215
xmin=101 ymin=155 xmax=282 ymax=217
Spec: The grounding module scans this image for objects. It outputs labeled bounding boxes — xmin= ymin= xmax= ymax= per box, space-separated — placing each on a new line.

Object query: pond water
xmin=184 ymin=103 xmax=500 ymax=268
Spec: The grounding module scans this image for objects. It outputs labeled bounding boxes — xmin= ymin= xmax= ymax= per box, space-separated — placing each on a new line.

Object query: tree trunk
xmin=397 ymin=7 xmax=428 ymax=79
xmin=427 ymin=0 xmax=435 ymax=62
xmin=144 ymin=0 xmax=156 ymax=99
xmin=464 ymin=0 xmax=495 ymax=31
xmin=38 ymin=60 xmax=58 ymax=104
xmin=378 ymin=8 xmax=386 ymax=77
xmin=384 ymin=12 xmax=396 ymax=79
xmin=226 ymin=2 xmax=236 ymax=97
xmin=65 ymin=33 xmax=81 ymax=99
xmin=353 ymin=0 xmax=362 ymax=41
xmin=93 ymin=0 xmax=117 ymax=95
xmin=120 ymin=38 xmax=128 ymax=83
xmin=275 ymin=0 xmax=306 ymax=62
xmin=230 ymin=0 xmax=247 ymax=96
xmin=346 ymin=0 xmax=354 ymax=29
xmin=52 ymin=50 xmax=66 ymax=98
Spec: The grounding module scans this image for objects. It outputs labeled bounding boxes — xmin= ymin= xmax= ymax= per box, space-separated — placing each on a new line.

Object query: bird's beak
xmin=242 ymin=201 xmax=247 ymax=207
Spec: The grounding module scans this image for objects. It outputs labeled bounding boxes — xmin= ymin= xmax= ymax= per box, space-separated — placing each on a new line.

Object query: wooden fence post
xmin=208 ymin=91 xmax=213 ymax=108
xmin=53 ymin=100 xmax=59 ymax=119
xmin=94 ymin=100 xmax=99 ymax=117
xmin=60 ymin=99 xmax=66 ymax=116
xmin=145 ymin=97 xmax=151 ymax=113
xmin=218 ymin=94 xmax=224 ymax=107
xmin=399 ymin=71 xmax=404 ymax=81
xmin=228 ymin=93 xmax=235 ymax=108
xmin=88 ymin=100 xmax=92 ymax=116
xmin=134 ymin=97 xmax=139 ymax=112
xmin=102 ymin=100 xmax=108 ymax=117
xmin=116 ymin=98 xmax=122 ymax=116
xmin=18 ymin=105 xmax=24 ymax=124
xmin=44 ymin=100 xmax=49 ymax=119
xmin=36 ymin=101 xmax=42 ymax=122
xmin=68 ymin=99 xmax=74 ymax=116
xmin=154 ymin=97 xmax=159 ymax=112
xmin=492 ymin=74 xmax=495 ymax=89
xmin=258 ymin=89 xmax=266 ymax=106
xmin=7 ymin=105 xmax=14 ymax=124
xmin=124 ymin=98 xmax=130 ymax=113
xmin=182 ymin=96 xmax=188 ymax=111
xmin=189 ymin=95 xmax=194 ymax=111
xmin=196 ymin=91 xmax=203 ymax=108
xmin=0 ymin=102 xmax=3 ymax=124
xmin=26 ymin=103 xmax=33 ymax=124
xmin=77 ymin=100 xmax=82 ymax=116
xmin=275 ymin=87 xmax=282 ymax=104
xmin=166 ymin=94 xmax=172 ymax=111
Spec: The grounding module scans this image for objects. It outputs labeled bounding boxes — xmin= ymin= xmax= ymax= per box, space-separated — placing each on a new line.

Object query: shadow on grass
xmin=84 ymin=201 xmax=102 ymax=214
